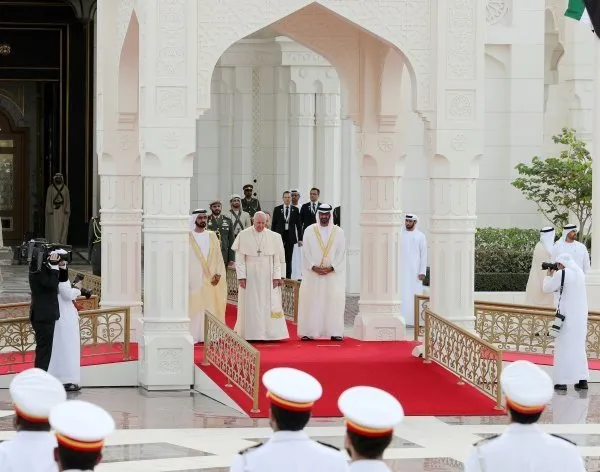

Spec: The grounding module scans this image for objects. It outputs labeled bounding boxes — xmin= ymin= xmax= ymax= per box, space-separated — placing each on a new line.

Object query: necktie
xmin=312 ymin=203 xmax=316 ymax=214
xmin=285 ymin=207 xmax=289 ymax=219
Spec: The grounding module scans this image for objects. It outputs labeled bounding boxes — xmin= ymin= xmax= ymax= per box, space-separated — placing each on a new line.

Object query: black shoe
xmin=64 ymin=384 xmax=81 ymax=392
xmin=330 ymin=336 xmax=343 ymax=341
xmin=554 ymin=384 xmax=567 ymax=391
xmin=575 ymin=380 xmax=589 ymax=390
xmin=301 ymin=336 xmax=312 ymax=341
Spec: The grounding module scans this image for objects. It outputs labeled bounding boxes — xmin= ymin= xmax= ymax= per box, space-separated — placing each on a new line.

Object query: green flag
xmin=565 ymin=0 xmax=591 ymax=25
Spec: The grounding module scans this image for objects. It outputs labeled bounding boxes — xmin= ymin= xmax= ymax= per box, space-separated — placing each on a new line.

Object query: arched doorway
xmin=0 ymin=109 xmax=28 ymax=245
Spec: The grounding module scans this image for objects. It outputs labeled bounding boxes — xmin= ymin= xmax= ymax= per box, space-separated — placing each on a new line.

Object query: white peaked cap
xmin=50 ymin=400 xmax=115 ymax=452
xmin=10 ymin=368 xmax=66 ymax=421
xmin=338 ymin=386 xmax=404 ymax=436
xmin=317 ymin=203 xmax=333 ymax=213
xmin=263 ymin=367 xmax=323 ymax=411
xmin=501 ymin=360 xmax=553 ymax=414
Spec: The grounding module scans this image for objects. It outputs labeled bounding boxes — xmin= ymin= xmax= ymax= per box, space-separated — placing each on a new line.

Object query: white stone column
xmin=289 ymin=88 xmax=315 ymax=194
xmin=273 ymin=66 xmax=290 ymax=195
xmin=341 ymin=117 xmax=360 ymax=294
xmin=218 ymin=71 xmax=234 ymax=198
xmin=586 ymin=39 xmax=600 ymax=310
xmin=315 ymin=88 xmax=342 ymax=204
xmin=232 ymin=66 xmax=254 ymax=193
xmin=137 ymin=0 xmax=197 ymax=390
xmin=425 ymin=0 xmax=485 ymax=329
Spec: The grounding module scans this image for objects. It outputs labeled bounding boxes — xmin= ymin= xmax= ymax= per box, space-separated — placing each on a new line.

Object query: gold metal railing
xmin=226 ymin=267 xmax=300 ymax=324
xmin=413 ymin=294 xmax=429 ymax=341
xmin=0 ymin=306 xmax=131 ymax=373
xmin=424 ymin=308 xmax=503 ymax=409
xmin=0 ymin=296 xmax=99 ymax=320
xmin=202 ymin=311 xmax=261 ymax=413
xmin=78 ymin=271 xmax=102 ymax=298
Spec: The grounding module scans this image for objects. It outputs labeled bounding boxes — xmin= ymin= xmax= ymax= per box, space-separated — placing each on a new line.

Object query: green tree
xmin=511 ymin=127 xmax=592 ymax=242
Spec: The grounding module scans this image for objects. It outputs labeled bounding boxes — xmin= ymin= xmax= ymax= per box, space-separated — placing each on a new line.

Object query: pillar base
xmin=137 ymin=318 xmax=194 ymax=391
xmin=352 ymin=311 xmax=406 ymax=341
xmin=586 ymin=270 xmax=600 ymax=311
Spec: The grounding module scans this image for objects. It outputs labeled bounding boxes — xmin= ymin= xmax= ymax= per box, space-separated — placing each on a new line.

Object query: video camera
xmin=72 ymin=273 xmax=93 ymax=299
xmin=27 ymin=238 xmax=72 ymax=273
xmin=541 ymin=262 xmax=560 ymax=271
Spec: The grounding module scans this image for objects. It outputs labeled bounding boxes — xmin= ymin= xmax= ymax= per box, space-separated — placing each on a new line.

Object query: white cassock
xmin=48 ymin=281 xmax=81 ymax=385
xmin=525 ymin=242 xmax=555 ymax=307
xmin=400 ymin=228 xmax=427 ymax=327
xmin=297 ymin=223 xmax=346 ymax=338
xmin=543 ymin=256 xmax=589 ymax=385
xmin=0 ymin=431 xmax=58 ymax=472
xmin=290 ymin=202 xmax=303 ymax=280
xmin=231 ymin=227 xmax=289 ymax=341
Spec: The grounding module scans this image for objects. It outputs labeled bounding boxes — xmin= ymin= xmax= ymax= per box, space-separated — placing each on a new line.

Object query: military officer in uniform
xmin=208 ymin=199 xmax=235 ymax=266
xmin=50 ymin=399 xmax=115 ymax=471
xmin=338 ymin=386 xmax=404 ymax=471
xmin=0 ymin=368 xmax=67 ymax=472
xmin=464 ymin=360 xmax=585 ymax=471
xmin=241 ymin=184 xmax=261 ymax=220
xmin=230 ymin=367 xmax=348 ymax=472
xmin=87 ymin=215 xmax=101 ymax=276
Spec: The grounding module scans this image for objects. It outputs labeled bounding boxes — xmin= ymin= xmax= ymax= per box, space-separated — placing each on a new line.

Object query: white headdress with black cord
xmin=189 ymin=209 xmax=207 ymax=231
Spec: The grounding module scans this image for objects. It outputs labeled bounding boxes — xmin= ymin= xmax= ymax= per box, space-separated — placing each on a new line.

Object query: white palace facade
xmin=91 ymin=0 xmax=600 ymax=389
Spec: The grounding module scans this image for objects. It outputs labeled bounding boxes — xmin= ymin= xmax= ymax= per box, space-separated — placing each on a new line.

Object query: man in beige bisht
xmin=297 ymin=204 xmax=346 ymax=341
xmin=189 ymin=209 xmax=227 ymax=343
xmin=525 ymin=226 xmax=556 ymax=307
xmin=45 ymin=173 xmax=70 ymax=244
xmin=231 ymin=211 xmax=289 ymax=341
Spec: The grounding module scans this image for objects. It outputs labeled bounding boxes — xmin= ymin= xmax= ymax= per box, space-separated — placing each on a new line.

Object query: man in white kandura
xmin=551 ymin=223 xmax=590 ymax=273
xmin=230 ymin=367 xmax=348 ymax=472
xmin=543 ymin=253 xmax=589 ymax=392
xmin=189 ymin=209 xmax=227 ymax=343
xmin=231 ymin=211 xmax=289 ymax=341
xmin=400 ymin=214 xmax=427 ymax=327
xmin=298 ymin=203 xmax=346 ymax=341
xmin=524 ymin=227 xmax=556 ymax=307
xmin=338 ymin=385 xmax=404 ymax=471
xmin=48 ymin=249 xmax=83 ymax=391
xmin=0 ymin=368 xmax=67 ymax=472
xmin=464 ymin=361 xmax=585 ymax=471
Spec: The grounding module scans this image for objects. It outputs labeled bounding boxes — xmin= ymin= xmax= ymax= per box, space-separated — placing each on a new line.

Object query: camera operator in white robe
xmin=542 ymin=253 xmax=589 ymax=391
xmin=400 ymin=214 xmax=427 ymax=327
xmin=297 ymin=204 xmax=346 ymax=341
xmin=231 ymin=212 xmax=289 ymax=341
xmin=525 ymin=227 xmax=556 ymax=307
xmin=47 ymin=249 xmax=82 ymax=392
xmin=551 ymin=224 xmax=590 ymax=273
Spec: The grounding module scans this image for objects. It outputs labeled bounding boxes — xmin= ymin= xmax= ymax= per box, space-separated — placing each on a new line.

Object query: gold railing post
xmin=413 ymin=295 xmax=420 ymax=341
xmin=124 ymin=307 xmax=131 ymax=360
xmin=495 ymin=351 xmax=504 ymax=410
xmin=423 ymin=309 xmax=431 ymax=363
xmin=202 ymin=311 xmax=210 ymax=366
xmin=251 ymin=350 xmax=261 ymax=413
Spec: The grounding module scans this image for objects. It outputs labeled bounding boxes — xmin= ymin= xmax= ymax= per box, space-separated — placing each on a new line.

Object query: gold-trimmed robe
xmin=189 ymin=230 xmax=227 ymax=342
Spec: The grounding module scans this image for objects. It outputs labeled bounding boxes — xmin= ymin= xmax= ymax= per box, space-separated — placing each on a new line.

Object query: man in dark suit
xmin=271 ymin=191 xmax=303 ymax=279
xmin=299 ymin=187 xmax=321 ymax=238
xmin=28 ymin=251 xmax=66 ymax=371
xmin=333 ymin=206 xmax=341 ymax=227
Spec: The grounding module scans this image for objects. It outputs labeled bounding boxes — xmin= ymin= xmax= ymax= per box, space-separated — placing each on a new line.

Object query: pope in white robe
xmin=525 ymin=226 xmax=556 ymax=307
xmin=551 ymin=224 xmax=590 ymax=274
xmin=231 ymin=211 xmax=289 ymax=341
xmin=400 ymin=214 xmax=427 ymax=327
xmin=189 ymin=209 xmax=227 ymax=343
xmin=297 ymin=204 xmax=346 ymax=340
xmin=48 ymin=250 xmax=82 ymax=390
xmin=543 ymin=253 xmax=589 ymax=389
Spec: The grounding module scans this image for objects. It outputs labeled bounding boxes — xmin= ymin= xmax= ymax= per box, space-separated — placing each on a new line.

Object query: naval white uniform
xmin=230 ymin=431 xmax=348 ymax=472
xmin=349 ymin=459 xmax=390 ymax=471
xmin=0 ymin=431 xmax=59 ymax=472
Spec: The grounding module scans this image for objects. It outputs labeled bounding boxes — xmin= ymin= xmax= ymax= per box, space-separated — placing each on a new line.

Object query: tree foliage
xmin=511 ymin=127 xmax=592 ymax=241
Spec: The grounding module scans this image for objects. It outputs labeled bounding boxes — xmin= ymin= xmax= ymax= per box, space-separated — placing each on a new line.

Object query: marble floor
xmin=2 ymin=266 xmax=600 ymax=470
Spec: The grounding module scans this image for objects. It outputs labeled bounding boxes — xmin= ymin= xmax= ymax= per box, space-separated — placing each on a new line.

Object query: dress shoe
xmin=301 ymin=336 xmax=313 ymax=341
xmin=554 ymin=384 xmax=567 ymax=391
xmin=575 ymin=380 xmax=589 ymax=390
xmin=64 ymin=383 xmax=81 ymax=392
xmin=330 ymin=336 xmax=343 ymax=341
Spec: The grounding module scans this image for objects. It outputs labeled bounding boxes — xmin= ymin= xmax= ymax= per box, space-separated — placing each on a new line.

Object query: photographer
xmin=542 ymin=253 xmax=589 ymax=392
xmin=28 ymin=250 xmax=65 ymax=371
xmin=48 ymin=249 xmax=83 ymax=392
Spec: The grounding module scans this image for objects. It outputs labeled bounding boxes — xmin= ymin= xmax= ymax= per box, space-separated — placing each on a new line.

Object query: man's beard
xmin=212 ymin=210 xmax=221 ymax=216
xmin=196 ymin=221 xmax=206 ymax=229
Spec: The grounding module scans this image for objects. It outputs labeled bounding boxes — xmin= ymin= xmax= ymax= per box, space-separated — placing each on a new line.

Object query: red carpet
xmin=0 ymin=343 xmax=139 ymax=375
xmin=195 ymin=305 xmax=504 ymax=418
xmin=503 ymin=351 xmax=600 ymax=370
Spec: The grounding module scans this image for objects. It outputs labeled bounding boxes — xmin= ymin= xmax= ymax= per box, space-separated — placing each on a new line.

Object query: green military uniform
xmin=208 ymin=214 xmax=234 ymax=264
xmin=87 ymin=216 xmax=101 ymax=276
xmin=241 ymin=197 xmax=261 ymax=219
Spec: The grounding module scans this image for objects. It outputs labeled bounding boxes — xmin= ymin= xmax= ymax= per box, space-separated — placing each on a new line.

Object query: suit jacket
xmin=333 ymin=206 xmax=341 ymax=227
xmin=272 ymin=204 xmax=302 ymax=245
xmin=29 ymin=265 xmax=67 ymax=323
xmin=300 ymin=201 xmax=320 ymax=237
